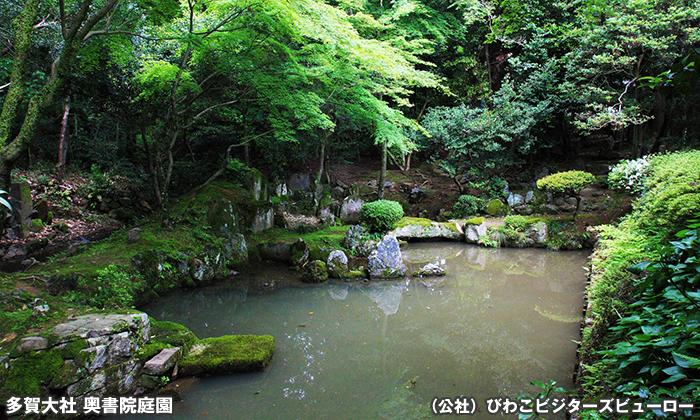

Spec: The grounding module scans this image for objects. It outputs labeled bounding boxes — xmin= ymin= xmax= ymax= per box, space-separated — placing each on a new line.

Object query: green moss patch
xmin=138 ymin=320 xmax=198 ymax=363
xmin=4 ymin=349 xmax=64 ymax=395
xmin=250 ymin=225 xmax=350 ymax=255
xmin=465 ymin=217 xmax=485 ymax=225
xmin=179 ymin=335 xmax=275 ymax=376
xmin=395 ymin=217 xmax=433 ymax=228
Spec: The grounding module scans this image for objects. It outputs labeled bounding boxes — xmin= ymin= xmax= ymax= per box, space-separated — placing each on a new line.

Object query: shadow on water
xmin=133 ymin=243 xmax=589 ymax=419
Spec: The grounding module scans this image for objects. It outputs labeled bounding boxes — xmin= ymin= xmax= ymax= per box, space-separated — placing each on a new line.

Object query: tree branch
xmin=183 ymin=100 xmax=239 ymax=128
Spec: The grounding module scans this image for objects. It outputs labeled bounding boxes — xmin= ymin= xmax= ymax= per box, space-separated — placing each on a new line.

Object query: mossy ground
xmin=178 ymin=335 xmax=275 ymax=376
xmin=250 ymin=225 xmax=350 ymax=253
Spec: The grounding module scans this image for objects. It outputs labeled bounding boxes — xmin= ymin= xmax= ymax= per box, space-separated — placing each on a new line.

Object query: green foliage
xmin=465 ymin=217 xmax=485 ymax=226
xmin=225 ymin=158 xmax=252 ymax=182
xmin=464 ymin=176 xmax=509 ymax=200
xmin=536 ymin=171 xmax=595 ymax=195
xmin=608 ymin=156 xmax=651 ymax=195
xmin=85 ymin=265 xmax=142 ymax=309
xmin=422 ymin=82 xmax=550 ymax=177
xmin=452 ymin=195 xmax=484 ymax=218
xmin=633 ymin=151 xmax=700 ymax=239
xmin=595 ymin=219 xmax=700 ymax=418
xmin=517 ymin=380 xmax=571 ymax=420
xmin=581 ymin=151 xmax=700 ymax=404
xmin=503 ymin=215 xmax=531 ymax=231
xmin=360 ymin=200 xmax=405 ymax=232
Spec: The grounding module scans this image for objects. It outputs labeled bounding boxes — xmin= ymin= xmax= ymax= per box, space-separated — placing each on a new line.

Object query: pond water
xmin=138 ymin=243 xmax=588 ymax=419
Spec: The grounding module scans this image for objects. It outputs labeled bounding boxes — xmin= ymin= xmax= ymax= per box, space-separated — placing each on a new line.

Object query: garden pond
xmin=136 ymin=243 xmax=589 ymax=419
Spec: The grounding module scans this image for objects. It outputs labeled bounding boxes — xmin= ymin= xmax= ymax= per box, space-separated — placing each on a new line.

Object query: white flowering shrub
xmin=608 ymin=156 xmax=651 ymax=195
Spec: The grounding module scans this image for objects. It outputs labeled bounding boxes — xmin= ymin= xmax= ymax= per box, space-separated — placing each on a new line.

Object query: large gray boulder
xmin=282 ymin=211 xmax=320 ymax=231
xmin=524 ymin=221 xmax=548 ymax=247
xmin=507 ymin=193 xmax=524 ymax=207
xmin=327 ymin=250 xmax=349 ymax=278
xmin=340 ymin=197 xmax=364 ymax=224
xmin=252 ymin=207 xmax=274 ymax=233
xmin=287 ymin=173 xmax=311 ymax=192
xmin=229 ymin=233 xmax=249 ymax=265
xmin=368 ymin=235 xmax=407 ymax=279
xmin=465 ymin=221 xmax=487 ymax=243
xmin=9 ymin=182 xmax=33 ymax=238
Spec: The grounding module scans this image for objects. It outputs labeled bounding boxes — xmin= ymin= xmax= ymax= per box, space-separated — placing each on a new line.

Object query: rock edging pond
xmin=0 ymin=312 xmax=274 ymax=406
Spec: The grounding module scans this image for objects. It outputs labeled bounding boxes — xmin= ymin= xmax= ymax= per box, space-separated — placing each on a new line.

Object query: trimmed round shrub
xmin=452 ymin=195 xmax=484 ymax=218
xmin=536 ymin=170 xmax=595 ymax=194
xmin=360 ymin=200 xmax=404 ymax=232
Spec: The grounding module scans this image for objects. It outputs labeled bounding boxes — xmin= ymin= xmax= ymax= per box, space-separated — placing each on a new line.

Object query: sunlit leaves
xmin=134 ymin=60 xmax=200 ymax=103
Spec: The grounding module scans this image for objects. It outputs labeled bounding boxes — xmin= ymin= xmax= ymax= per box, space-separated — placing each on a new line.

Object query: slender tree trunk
xmin=316 ymin=135 xmax=326 ymax=188
xmin=141 ymin=125 xmax=163 ymax=209
xmin=573 ymin=195 xmax=582 ymax=222
xmin=378 ymin=138 xmax=387 ymax=199
xmin=485 ymin=44 xmax=493 ymax=93
xmin=57 ymin=94 xmax=71 ymax=181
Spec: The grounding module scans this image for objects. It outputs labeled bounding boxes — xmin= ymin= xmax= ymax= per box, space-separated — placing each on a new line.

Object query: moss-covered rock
xmin=4 ymin=349 xmax=64 ymax=395
xmin=179 ymin=335 xmax=275 ymax=376
xmin=289 ymin=238 xmax=309 ymax=267
xmin=302 ymin=260 xmax=329 ymax=283
xmin=30 ymin=218 xmax=44 ymax=232
xmin=391 ymin=217 xmax=462 ymax=241
xmin=465 ymin=217 xmax=485 ymax=226
xmin=485 ymin=199 xmax=505 ymax=216
xmin=138 ymin=320 xmax=198 ymax=364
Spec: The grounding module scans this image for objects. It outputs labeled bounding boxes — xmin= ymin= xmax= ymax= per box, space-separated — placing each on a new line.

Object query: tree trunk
xmin=378 ymin=138 xmax=387 ymax=199
xmin=0 ymin=0 xmax=41 ymax=148
xmin=573 ymin=195 xmax=582 ymax=222
xmin=57 ymin=94 xmax=71 ymax=181
xmin=485 ymin=44 xmax=493 ymax=93
xmin=316 ymin=135 xmax=326 ymax=188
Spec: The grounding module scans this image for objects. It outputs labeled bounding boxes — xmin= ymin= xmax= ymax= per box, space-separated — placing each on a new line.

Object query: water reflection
xmin=138 ymin=243 xmax=588 ymax=419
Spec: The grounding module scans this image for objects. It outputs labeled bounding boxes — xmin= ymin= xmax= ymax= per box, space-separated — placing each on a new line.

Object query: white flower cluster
xmin=608 ymin=156 xmax=651 ymax=195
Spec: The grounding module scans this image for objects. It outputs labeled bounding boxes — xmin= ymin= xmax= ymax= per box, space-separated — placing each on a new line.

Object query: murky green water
xmin=139 ymin=243 xmax=588 ymax=419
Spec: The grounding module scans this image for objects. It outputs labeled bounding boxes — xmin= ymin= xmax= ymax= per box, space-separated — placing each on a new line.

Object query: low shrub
xmin=607 ymin=156 xmax=651 ymax=195
xmin=537 ymin=170 xmax=595 ymax=220
xmin=503 ymin=215 xmax=530 ymax=231
xmin=452 ymin=195 xmax=484 ymax=218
